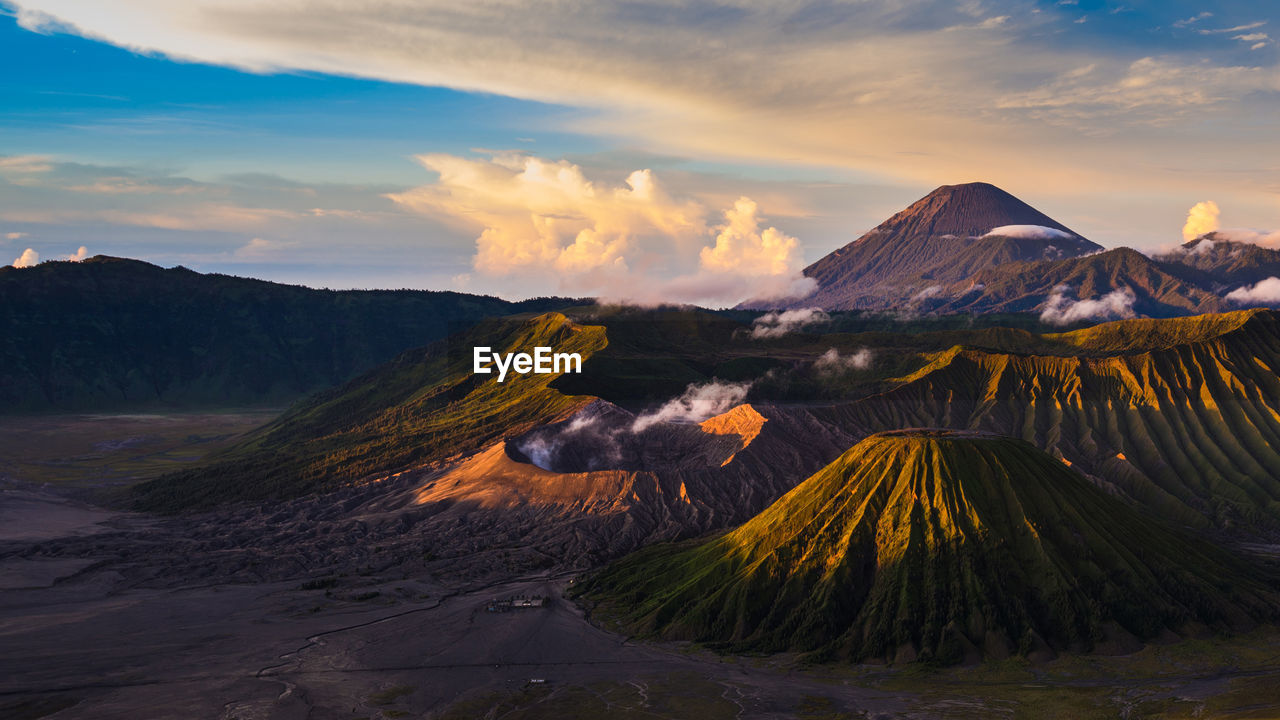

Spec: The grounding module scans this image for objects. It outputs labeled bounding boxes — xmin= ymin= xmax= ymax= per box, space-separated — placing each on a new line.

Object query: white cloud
xmin=750 ymin=307 xmax=829 ymax=339
xmin=4 ymin=232 xmax=27 ymax=241
xmin=911 ymin=284 xmax=943 ymax=301
xmin=1040 ymin=285 xmax=1137 ymax=325
xmin=1213 ymin=228 xmax=1280 ymax=249
xmin=11 ymin=248 xmax=39 ymax=268
xmin=389 ymin=153 xmax=811 ymax=306
xmin=701 ymin=197 xmax=803 ymax=278
xmin=1182 ymin=201 xmax=1220 ymax=242
xmin=65 ymin=245 xmax=88 ymax=262
xmin=631 ymin=379 xmax=752 ymax=432
xmin=983 ymin=224 xmax=1075 ymax=241
xmin=814 ymin=347 xmax=873 ymax=374
xmin=1226 ymin=277 xmax=1280 ymax=305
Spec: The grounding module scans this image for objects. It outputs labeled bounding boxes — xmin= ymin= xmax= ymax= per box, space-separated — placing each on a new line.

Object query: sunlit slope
xmin=132 ymin=313 xmax=606 ymax=511
xmin=583 ymin=431 xmax=1277 ymax=664
xmin=823 ymin=310 xmax=1280 ymax=535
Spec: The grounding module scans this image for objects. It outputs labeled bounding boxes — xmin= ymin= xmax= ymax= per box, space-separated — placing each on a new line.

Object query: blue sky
xmin=1 ymin=1 xmax=1278 ymax=301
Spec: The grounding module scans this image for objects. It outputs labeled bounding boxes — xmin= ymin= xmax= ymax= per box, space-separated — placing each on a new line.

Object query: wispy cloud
xmin=631 ymin=379 xmax=752 ymax=432
xmin=8 ymin=0 xmax=1280 ymax=201
xmin=750 ymin=308 xmax=829 ymax=339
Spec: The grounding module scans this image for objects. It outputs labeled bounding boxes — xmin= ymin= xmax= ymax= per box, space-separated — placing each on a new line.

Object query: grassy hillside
xmin=0 ymin=256 xmax=574 ymax=412
xmin=131 ymin=312 xmax=607 ymax=510
xmin=823 ymin=309 xmax=1280 ymax=536
xmin=581 ymin=431 xmax=1277 ymax=664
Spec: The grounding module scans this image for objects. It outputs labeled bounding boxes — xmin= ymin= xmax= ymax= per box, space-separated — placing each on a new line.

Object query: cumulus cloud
xmin=389 ymin=153 xmax=811 ymax=306
xmin=750 ymin=307 xmax=829 ymax=339
xmin=814 ymin=348 xmax=874 ymax=374
xmin=65 ymin=245 xmax=88 ymax=262
xmin=631 ymin=379 xmax=752 ymax=433
xmin=1226 ymin=277 xmax=1280 ymax=305
xmin=701 ymin=198 xmax=802 ymax=277
xmin=11 ymin=248 xmax=39 ymax=268
xmin=983 ymin=224 xmax=1075 ymax=241
xmin=1039 ymin=285 xmax=1137 ymax=325
xmin=1183 ymin=201 xmax=1220 ymax=241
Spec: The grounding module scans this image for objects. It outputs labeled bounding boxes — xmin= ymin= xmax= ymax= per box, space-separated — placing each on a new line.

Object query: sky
xmin=1 ymin=0 xmax=1278 ymax=303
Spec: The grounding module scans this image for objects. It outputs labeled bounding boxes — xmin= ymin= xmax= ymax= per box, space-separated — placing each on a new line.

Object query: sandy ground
xmin=0 ymin=487 xmax=904 ymax=720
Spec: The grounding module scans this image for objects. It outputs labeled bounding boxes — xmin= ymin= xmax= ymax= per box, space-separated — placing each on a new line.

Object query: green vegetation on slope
xmin=822 ymin=309 xmax=1280 ymax=536
xmin=0 ymin=256 xmax=574 ymax=412
xmin=131 ymin=313 xmax=606 ymax=511
xmin=581 ymin=431 xmax=1277 ymax=664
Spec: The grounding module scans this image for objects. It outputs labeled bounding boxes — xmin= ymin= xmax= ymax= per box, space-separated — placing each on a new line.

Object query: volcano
xmin=581 ymin=430 xmax=1276 ymax=664
xmin=759 ymin=182 xmax=1103 ymax=310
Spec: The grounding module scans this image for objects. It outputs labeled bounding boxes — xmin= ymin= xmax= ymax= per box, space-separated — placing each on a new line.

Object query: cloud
xmin=983 ymin=224 xmax=1075 ymax=241
xmin=388 ymin=153 xmax=699 ymax=277
xmin=4 ymin=232 xmax=27 ymax=241
xmin=750 ymin=307 xmax=829 ymax=339
xmin=1039 ymin=285 xmax=1137 ymax=325
xmin=389 ymin=153 xmax=811 ymax=306
xmin=631 ymin=379 xmax=752 ymax=433
xmin=10 ymin=0 xmax=1280 ymax=205
xmin=701 ymin=197 xmax=803 ymax=277
xmin=11 ymin=248 xmax=39 ymax=268
xmin=65 ymin=245 xmax=88 ymax=261
xmin=911 ymin=284 xmax=943 ymax=301
xmin=1213 ymin=228 xmax=1280 ymax=249
xmin=0 ymin=155 xmax=52 ymax=173
xmin=814 ymin=347 xmax=873 ymax=374
xmin=234 ymin=237 xmax=302 ymax=259
xmin=1226 ymin=277 xmax=1280 ymax=305
xmin=1182 ymin=201 xmax=1220 ymax=241
xmin=1173 ymin=12 xmax=1213 ymax=28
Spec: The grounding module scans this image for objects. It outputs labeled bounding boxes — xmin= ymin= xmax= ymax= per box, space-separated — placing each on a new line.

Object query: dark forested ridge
xmin=0 ymin=256 xmax=576 ymax=412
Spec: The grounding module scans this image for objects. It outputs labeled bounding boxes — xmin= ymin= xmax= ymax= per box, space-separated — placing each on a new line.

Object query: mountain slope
xmin=940 ymin=247 xmax=1228 ymax=316
xmin=582 ymin=431 xmax=1277 ymax=664
xmin=131 ymin=312 xmax=607 ymax=510
xmin=787 ymin=182 xmax=1102 ymax=310
xmin=0 ymin=256 xmax=574 ymax=412
xmin=1155 ymin=235 xmax=1280 ymax=288
xmin=818 ymin=309 xmax=1280 ymax=537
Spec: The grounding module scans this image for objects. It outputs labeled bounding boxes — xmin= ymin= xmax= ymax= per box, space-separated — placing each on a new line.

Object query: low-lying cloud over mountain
xmin=1040 ymin=285 xmax=1137 ymax=326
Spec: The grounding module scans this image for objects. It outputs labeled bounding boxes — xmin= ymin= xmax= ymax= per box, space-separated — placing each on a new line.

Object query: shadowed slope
xmin=132 ymin=313 xmax=607 ymax=510
xmin=582 ymin=431 xmax=1277 ymax=664
xmin=0 ymin=255 xmax=575 ymax=412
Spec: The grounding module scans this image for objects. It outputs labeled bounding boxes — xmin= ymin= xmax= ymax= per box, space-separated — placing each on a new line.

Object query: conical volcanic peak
xmin=784 ymin=182 xmax=1104 ymax=310
xmin=862 ymin=182 xmax=1080 ymax=244
xmin=582 ymin=431 xmax=1277 ymax=665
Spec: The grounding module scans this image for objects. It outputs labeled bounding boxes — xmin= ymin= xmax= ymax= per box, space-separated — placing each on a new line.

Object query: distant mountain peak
xmin=769 ymin=182 xmax=1103 ymax=310
xmin=865 ymin=181 xmax=1081 ymax=242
